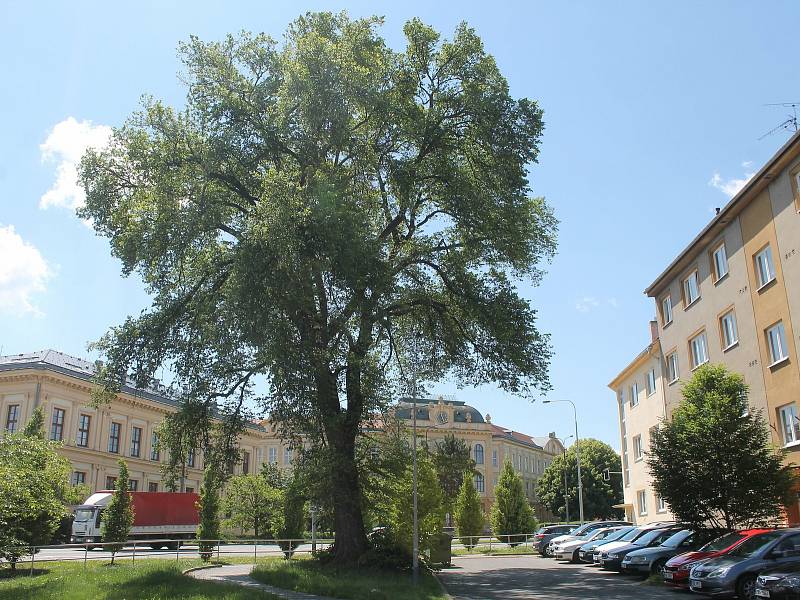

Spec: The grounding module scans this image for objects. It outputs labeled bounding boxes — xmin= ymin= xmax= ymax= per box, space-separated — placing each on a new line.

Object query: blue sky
xmin=1 ymin=0 xmax=798 ymax=449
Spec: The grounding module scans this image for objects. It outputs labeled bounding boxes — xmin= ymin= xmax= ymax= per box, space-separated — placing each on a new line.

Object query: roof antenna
xmin=759 ymin=102 xmax=799 ymax=140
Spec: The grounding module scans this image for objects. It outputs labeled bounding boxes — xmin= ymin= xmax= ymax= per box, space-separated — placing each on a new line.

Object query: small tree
xmin=454 ymin=473 xmax=484 ymax=549
xmin=221 ymin=474 xmax=282 ymax=538
xmin=648 ymin=364 xmax=795 ymax=529
xmin=101 ymin=460 xmax=134 ymax=565
xmin=491 ymin=460 xmax=535 ymax=546
xmin=273 ymin=474 xmax=306 ymax=558
xmin=197 ymin=465 xmax=223 ymax=561
xmin=432 ymin=434 xmax=476 ymax=521
xmin=22 ymin=406 xmax=45 ymax=438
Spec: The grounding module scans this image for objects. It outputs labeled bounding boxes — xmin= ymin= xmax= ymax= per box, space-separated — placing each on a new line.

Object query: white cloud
xmin=575 ymin=296 xmax=600 ymax=313
xmin=0 ymin=225 xmax=51 ymax=317
xmin=39 ymin=117 xmax=111 ymax=211
xmin=709 ymin=163 xmax=755 ymax=198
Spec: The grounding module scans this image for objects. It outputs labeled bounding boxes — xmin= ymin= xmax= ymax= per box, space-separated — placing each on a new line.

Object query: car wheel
xmin=650 ymin=558 xmax=666 ymax=576
xmin=736 ymin=574 xmax=756 ymax=600
xmin=572 ymin=549 xmax=580 ymax=563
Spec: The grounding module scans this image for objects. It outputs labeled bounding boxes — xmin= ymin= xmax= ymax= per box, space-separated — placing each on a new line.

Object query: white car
xmin=552 ymin=527 xmax=625 ymax=562
xmin=546 ymin=521 xmax=631 ymax=556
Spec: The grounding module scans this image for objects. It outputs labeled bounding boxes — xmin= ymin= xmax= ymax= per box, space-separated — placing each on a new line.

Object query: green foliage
xmin=273 ymin=475 xmax=306 ymax=558
xmin=431 ymin=434 xmax=476 ymax=515
xmin=22 ymin=406 xmax=45 ymax=438
xmin=490 ymin=460 xmax=535 ymax=545
xmin=101 ymin=460 xmax=134 ymax=564
xmin=648 ymin=364 xmax=796 ymax=529
xmin=79 ymin=12 xmax=555 ymax=563
xmin=537 ymin=438 xmax=623 ymax=520
xmin=197 ymin=465 xmax=223 ymax=561
xmin=454 ymin=474 xmax=485 ymax=549
xmin=221 ymin=474 xmax=283 ymax=538
xmin=260 ymin=462 xmax=288 ymax=490
xmin=0 ymin=431 xmax=71 ymax=569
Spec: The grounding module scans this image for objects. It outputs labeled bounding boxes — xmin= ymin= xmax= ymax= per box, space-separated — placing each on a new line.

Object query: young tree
xmin=80 ymin=13 xmax=556 ymax=563
xmin=0 ymin=431 xmax=71 ymax=570
xmin=273 ymin=475 xmax=306 ymax=558
xmin=432 ymin=434 xmax=476 ymax=518
xmin=101 ymin=460 xmax=134 ymax=565
xmin=22 ymin=406 xmax=45 ymax=438
xmin=260 ymin=462 xmax=288 ymax=490
xmin=197 ymin=464 xmax=223 ymax=561
xmin=454 ymin=474 xmax=484 ymax=549
xmin=537 ymin=439 xmax=623 ymax=520
xmin=648 ymin=364 xmax=795 ymax=529
xmin=491 ymin=460 xmax=535 ymax=546
xmin=221 ymin=474 xmax=283 ymax=538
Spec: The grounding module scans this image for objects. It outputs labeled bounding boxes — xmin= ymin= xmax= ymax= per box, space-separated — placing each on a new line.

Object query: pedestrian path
xmin=186 ymin=563 xmax=338 ymax=600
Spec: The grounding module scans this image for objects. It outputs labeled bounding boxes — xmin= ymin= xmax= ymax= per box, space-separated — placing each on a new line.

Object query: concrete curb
xmin=181 ymin=563 xmax=224 ymax=575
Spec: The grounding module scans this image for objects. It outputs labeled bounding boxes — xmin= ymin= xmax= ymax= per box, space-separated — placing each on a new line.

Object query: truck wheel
xmin=736 ymin=574 xmax=756 ymax=600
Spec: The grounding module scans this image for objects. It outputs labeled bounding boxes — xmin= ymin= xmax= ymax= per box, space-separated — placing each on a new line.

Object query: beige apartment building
xmin=0 ymin=350 xmax=562 ymax=517
xmin=612 ymin=130 xmax=800 ymax=524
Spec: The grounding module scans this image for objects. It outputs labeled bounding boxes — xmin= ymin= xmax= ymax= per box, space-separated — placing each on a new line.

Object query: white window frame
xmin=284 ymin=447 xmax=293 ymax=465
xmin=5 ymin=404 xmax=19 ymax=433
xmin=779 ymin=403 xmax=800 ymax=446
xmin=720 ymin=310 xmax=738 ymax=350
xmin=50 ymin=407 xmax=65 ymax=442
xmin=646 ymin=369 xmax=657 ymax=397
xmin=474 ymin=443 xmax=484 ymax=465
xmin=689 ymin=331 xmax=709 ymax=369
xmin=72 ymin=471 xmax=86 ymax=486
xmin=712 ymin=243 xmax=729 ymax=282
xmin=130 ymin=426 xmax=142 ymax=458
xmin=633 ymin=434 xmax=644 ymax=461
xmin=637 ymin=489 xmax=647 ymax=516
xmin=661 ymin=295 xmax=673 ymax=326
xmin=666 ymin=352 xmax=679 ymax=383
xmin=268 ymin=447 xmax=277 ymax=464
xmin=766 ymin=322 xmax=789 ymax=366
xmin=683 ymin=271 xmax=700 ymax=307
xmin=755 ymin=246 xmax=776 ymax=289
xmin=656 ymin=494 xmax=668 ymax=513
xmin=492 ymin=449 xmax=498 ymax=467
xmin=629 ymin=383 xmax=639 ymax=408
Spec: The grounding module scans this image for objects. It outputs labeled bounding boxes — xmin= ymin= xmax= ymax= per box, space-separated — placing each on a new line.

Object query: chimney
xmin=715 ymin=207 xmax=721 ymax=215
xmin=649 ymin=319 xmax=659 ymax=342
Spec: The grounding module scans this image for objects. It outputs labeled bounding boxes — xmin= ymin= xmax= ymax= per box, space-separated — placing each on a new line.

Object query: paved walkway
xmin=187 ymin=563 xmax=338 ymax=600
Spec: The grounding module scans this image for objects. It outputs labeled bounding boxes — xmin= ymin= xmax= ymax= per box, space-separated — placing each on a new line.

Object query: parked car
xmin=620 ymin=528 xmax=727 ymax=576
xmin=755 ymin=562 xmax=800 ymax=599
xmin=546 ymin=520 xmax=631 ymax=556
xmin=532 ymin=524 xmax=577 ymax=556
xmin=579 ymin=526 xmax=636 ymax=563
xmin=552 ymin=526 xmax=626 ymax=562
xmin=593 ymin=522 xmax=677 ymax=566
xmin=689 ymin=529 xmax=800 ymax=600
xmin=663 ymin=529 xmax=773 ymax=588
xmin=600 ymin=525 xmax=685 ymax=572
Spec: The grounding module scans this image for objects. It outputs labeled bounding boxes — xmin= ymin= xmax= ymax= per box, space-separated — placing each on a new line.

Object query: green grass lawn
xmin=250 ymin=557 xmax=449 ymax=600
xmin=452 ymin=545 xmax=536 ymax=556
xmin=0 ymin=560 xmax=278 ymax=600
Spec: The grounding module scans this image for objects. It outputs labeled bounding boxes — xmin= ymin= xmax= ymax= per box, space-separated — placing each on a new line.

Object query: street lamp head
xmin=542 ymin=400 xmax=552 ymax=404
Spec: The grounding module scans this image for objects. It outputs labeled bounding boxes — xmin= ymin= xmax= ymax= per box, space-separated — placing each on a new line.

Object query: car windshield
xmin=588 ymin=529 xmax=612 ymax=541
xmin=73 ymin=508 xmax=94 ymax=522
xmin=618 ymin=527 xmax=645 ymax=542
xmin=700 ymin=532 xmax=746 ymax=552
xmin=600 ymin=527 xmax=634 ymax=543
xmin=728 ymin=532 xmax=783 ymax=558
xmin=635 ymin=529 xmax=674 ymax=546
xmin=660 ymin=530 xmax=692 ymax=548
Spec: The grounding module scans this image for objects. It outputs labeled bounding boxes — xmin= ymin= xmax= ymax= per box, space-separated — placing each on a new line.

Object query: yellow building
xmin=0 ymin=350 xmax=563 ymax=517
xmin=612 ymin=130 xmax=800 ymax=524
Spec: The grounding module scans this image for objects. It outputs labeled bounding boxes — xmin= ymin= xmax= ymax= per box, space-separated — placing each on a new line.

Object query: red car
xmin=662 ymin=528 xmax=772 ymax=587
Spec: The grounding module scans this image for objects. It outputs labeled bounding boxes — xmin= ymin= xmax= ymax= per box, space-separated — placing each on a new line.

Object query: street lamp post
xmin=543 ymin=400 xmax=584 ymax=524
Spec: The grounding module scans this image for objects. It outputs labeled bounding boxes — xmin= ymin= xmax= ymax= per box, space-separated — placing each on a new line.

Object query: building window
xmin=645 ymin=369 xmax=656 ymax=396
xmin=683 ymin=271 xmax=700 ymax=306
xmin=474 ymin=472 xmax=485 ymax=493
xmin=130 ymin=426 xmax=142 ymax=458
xmin=242 ymin=451 xmax=250 ymax=474
xmin=633 ymin=434 xmax=644 ymax=461
xmin=150 ymin=432 xmax=160 ymax=461
xmin=129 ymin=479 xmax=139 ymax=491
xmin=629 ymin=383 xmax=639 ymax=407
xmin=5 ymin=404 xmax=19 ymax=433
xmin=637 ymin=489 xmax=647 ymax=516
xmin=712 ymin=243 xmax=729 ymax=282
xmin=766 ymin=322 xmax=789 ymax=365
xmin=492 ymin=449 xmax=498 ymax=467
xmin=689 ymin=331 xmax=709 ymax=369
xmin=657 ymin=494 xmax=668 ymax=512
xmin=666 ymin=352 xmax=679 ymax=383
xmin=108 ymin=422 xmax=121 ymax=453
xmin=661 ymin=295 xmax=673 ymax=326
xmin=268 ymin=447 xmax=277 ymax=464
xmin=148 ymin=482 xmax=158 ymax=492
xmin=105 ymin=476 xmax=117 ymax=489
xmin=185 ymin=487 xmax=194 ymax=493
xmin=284 ymin=447 xmax=293 ymax=465
xmin=76 ymin=414 xmax=91 ymax=447
xmin=50 ymin=407 xmax=65 ymax=441
xmin=779 ymin=404 xmax=800 ymax=446
xmin=72 ymin=471 xmax=86 ymax=486
xmin=755 ymin=245 xmax=776 ymax=289
xmin=473 ymin=443 xmax=484 ymax=465
xmin=720 ymin=310 xmax=739 ymax=350
xmin=187 ymin=448 xmax=195 ymax=468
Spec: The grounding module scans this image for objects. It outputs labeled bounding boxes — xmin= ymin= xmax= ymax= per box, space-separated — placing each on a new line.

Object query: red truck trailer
xmin=71 ymin=491 xmax=200 ymax=549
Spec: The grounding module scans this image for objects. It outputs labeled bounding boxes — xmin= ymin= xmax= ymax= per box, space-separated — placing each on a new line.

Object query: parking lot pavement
xmin=438 ymin=555 xmax=679 ymax=600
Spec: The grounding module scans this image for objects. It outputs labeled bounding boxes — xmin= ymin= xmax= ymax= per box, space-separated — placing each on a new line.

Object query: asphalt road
xmin=438 ymin=555 xmax=680 ymax=600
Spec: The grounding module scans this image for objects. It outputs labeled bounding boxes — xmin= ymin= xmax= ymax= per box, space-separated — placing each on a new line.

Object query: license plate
xmin=664 ymin=572 xmax=673 ymax=580
xmin=690 ymin=580 xmax=702 ymax=590
xmin=755 ymin=590 xmax=770 ymax=598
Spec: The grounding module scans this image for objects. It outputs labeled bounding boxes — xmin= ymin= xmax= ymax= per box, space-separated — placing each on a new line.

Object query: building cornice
xmin=608 ymin=339 xmax=662 ymax=389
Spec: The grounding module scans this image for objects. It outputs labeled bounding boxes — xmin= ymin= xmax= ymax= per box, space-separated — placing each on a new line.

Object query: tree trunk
xmin=328 ymin=427 xmax=369 ymax=564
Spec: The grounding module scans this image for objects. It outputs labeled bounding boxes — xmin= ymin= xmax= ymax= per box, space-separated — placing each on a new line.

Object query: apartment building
xmin=0 ymin=350 xmax=562 ymax=516
xmin=611 ymin=130 xmax=800 ymax=524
